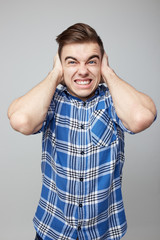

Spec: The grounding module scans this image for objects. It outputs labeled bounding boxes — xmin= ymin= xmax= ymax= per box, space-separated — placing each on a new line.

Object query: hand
xmin=101 ymin=52 xmax=109 ymax=75
xmin=101 ymin=52 xmax=115 ymax=83
xmin=53 ymin=53 xmax=64 ymax=85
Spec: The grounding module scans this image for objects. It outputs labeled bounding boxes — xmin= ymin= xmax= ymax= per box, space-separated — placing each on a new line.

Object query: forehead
xmin=61 ymin=42 xmax=101 ymax=60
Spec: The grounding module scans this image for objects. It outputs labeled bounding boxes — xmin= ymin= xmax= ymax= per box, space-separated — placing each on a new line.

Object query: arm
xmin=8 ymin=54 xmax=63 ymax=135
xmin=101 ymin=53 xmax=157 ymax=133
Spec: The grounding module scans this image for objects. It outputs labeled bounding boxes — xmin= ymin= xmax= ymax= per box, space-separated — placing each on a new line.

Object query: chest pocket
xmin=90 ymin=109 xmax=116 ymax=147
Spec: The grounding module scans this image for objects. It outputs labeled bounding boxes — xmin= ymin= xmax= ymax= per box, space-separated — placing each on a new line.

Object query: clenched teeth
xmin=75 ymin=80 xmax=91 ymax=85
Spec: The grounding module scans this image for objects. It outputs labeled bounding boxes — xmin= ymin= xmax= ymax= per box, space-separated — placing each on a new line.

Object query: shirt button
xmin=78 ymin=226 xmax=81 ymax=231
xmin=83 ymin=102 xmax=86 ymax=106
xmin=81 ymin=151 xmax=85 ymax=155
xmin=79 ymin=203 xmax=82 ymax=207
xmin=80 ymin=178 xmax=83 ymax=181
xmin=81 ymin=124 xmax=84 ymax=129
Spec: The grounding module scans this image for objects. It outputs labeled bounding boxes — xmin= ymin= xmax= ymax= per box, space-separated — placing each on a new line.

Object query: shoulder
xmin=53 ymin=84 xmax=68 ymax=101
xmin=98 ymin=83 xmax=113 ymax=105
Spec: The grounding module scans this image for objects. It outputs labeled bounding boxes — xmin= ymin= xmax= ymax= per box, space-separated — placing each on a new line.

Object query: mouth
xmin=74 ymin=79 xmax=92 ymax=85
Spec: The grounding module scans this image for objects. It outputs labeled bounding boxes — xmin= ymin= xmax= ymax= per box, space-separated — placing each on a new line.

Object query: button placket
xmin=77 ymin=101 xmax=87 ymax=231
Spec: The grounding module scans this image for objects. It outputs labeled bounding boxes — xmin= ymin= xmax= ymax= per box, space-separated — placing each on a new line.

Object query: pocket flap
xmin=90 ymin=109 xmax=114 ymax=147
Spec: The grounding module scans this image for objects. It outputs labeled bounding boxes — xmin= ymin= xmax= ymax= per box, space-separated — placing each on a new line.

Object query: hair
xmin=56 ymin=23 xmax=104 ymax=58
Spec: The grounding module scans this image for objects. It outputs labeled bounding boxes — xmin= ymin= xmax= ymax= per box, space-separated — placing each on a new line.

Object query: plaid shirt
xmin=33 ymin=84 xmax=133 ymax=240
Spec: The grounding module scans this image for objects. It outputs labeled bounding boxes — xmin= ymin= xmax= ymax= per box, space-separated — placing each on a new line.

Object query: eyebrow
xmin=65 ymin=54 xmax=100 ymax=62
xmin=88 ymin=55 xmax=100 ymax=61
xmin=65 ymin=56 xmax=77 ymax=61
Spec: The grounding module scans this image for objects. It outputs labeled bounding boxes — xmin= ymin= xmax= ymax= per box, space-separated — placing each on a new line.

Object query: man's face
xmin=61 ymin=42 xmax=102 ymax=101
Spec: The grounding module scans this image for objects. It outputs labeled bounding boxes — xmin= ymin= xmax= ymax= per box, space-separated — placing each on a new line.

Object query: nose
xmin=77 ymin=64 xmax=89 ymax=77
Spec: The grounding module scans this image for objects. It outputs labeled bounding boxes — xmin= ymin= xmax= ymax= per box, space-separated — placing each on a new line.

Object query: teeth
xmin=76 ymin=80 xmax=91 ymax=85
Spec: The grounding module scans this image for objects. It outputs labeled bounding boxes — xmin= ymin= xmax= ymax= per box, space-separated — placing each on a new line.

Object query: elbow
xmin=131 ymin=109 xmax=156 ymax=133
xmin=9 ymin=112 xmax=33 ymax=135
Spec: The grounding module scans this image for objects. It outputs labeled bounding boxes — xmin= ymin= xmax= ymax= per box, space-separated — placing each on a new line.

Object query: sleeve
xmin=106 ymin=90 xmax=135 ymax=135
xmin=34 ymin=97 xmax=55 ymax=134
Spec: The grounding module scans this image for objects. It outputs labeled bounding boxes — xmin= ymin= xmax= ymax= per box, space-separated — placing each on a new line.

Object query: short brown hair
xmin=56 ymin=23 xmax=104 ymax=58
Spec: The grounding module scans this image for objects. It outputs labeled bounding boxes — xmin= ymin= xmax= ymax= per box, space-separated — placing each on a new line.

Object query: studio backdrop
xmin=0 ymin=0 xmax=159 ymax=239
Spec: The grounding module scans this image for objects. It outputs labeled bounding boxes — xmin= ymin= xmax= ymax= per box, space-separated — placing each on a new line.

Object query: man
xmin=8 ymin=23 xmax=156 ymax=240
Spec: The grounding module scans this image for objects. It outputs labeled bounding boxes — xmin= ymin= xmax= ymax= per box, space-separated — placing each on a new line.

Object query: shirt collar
xmin=59 ymin=84 xmax=108 ymax=103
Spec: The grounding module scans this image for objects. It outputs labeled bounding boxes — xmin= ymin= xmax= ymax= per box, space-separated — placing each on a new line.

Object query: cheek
xmin=89 ymin=66 xmax=101 ymax=76
xmin=94 ymin=70 xmax=102 ymax=84
xmin=63 ymin=68 xmax=75 ymax=79
xmin=92 ymin=70 xmax=101 ymax=81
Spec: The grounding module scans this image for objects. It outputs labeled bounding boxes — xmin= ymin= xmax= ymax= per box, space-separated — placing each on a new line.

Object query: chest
xmin=51 ymin=103 xmax=119 ymax=148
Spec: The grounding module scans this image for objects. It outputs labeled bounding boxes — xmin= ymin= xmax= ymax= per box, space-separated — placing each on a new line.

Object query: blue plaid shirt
xmin=33 ymin=84 xmax=133 ymax=240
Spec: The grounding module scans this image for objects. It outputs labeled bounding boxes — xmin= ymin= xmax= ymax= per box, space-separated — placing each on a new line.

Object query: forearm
xmin=8 ymin=69 xmax=61 ymax=135
xmin=102 ymin=66 xmax=157 ymax=133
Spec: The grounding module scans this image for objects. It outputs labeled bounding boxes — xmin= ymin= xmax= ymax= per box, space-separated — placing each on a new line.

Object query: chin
xmin=78 ymin=91 xmax=96 ymax=101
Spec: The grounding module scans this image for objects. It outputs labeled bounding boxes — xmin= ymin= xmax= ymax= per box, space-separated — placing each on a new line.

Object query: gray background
xmin=1 ymin=0 xmax=159 ymax=239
